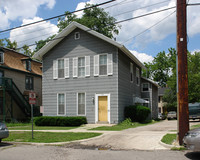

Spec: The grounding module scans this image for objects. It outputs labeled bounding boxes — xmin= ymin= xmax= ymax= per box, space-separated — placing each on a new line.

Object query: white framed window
xmin=53 ymin=58 xmax=69 ymax=79
xmin=0 ymin=52 xmax=4 ymax=64
xmin=75 ymin=32 xmax=80 ymax=40
xmin=130 ymin=62 xmax=133 ymax=82
xmin=77 ymin=93 xmax=86 ymax=115
xmin=94 ymin=54 xmax=113 ymax=76
xmin=99 ymin=54 xmax=107 ymax=75
xmin=78 ymin=57 xmax=85 ymax=77
xmin=136 ymin=67 xmax=140 ymax=86
xmin=58 ymin=59 xmax=64 ymax=78
xmin=57 ymin=93 xmax=65 ymax=115
xmin=73 ymin=56 xmax=90 ymax=78
xmin=142 ymin=83 xmax=149 ymax=92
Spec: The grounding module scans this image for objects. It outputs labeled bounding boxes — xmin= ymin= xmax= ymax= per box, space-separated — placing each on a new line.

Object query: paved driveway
xmin=79 ymin=120 xmax=200 ymax=150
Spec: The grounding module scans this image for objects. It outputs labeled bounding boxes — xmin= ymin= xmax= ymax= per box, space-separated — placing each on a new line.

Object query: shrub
xmin=34 ymin=116 xmax=87 ymax=126
xmin=124 ymin=105 xmax=151 ymax=122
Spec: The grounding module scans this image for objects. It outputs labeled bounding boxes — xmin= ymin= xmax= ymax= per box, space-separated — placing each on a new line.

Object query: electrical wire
xmin=122 ymin=10 xmax=176 ymax=44
xmin=15 ymin=6 xmax=176 ymax=50
xmin=0 ymin=0 xmax=116 ymax=34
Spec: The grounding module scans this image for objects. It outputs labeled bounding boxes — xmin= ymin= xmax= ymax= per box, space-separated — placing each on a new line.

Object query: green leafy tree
xmin=57 ymin=4 xmax=120 ymax=38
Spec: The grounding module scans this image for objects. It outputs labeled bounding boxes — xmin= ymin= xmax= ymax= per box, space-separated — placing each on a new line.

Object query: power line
xmin=0 ymin=0 xmax=116 ymax=34
xmin=187 ymin=3 xmax=200 ymax=6
xmin=115 ymin=6 xmax=176 ymax=24
xmin=16 ymin=6 xmax=176 ymax=50
xmin=122 ymin=10 xmax=176 ymax=44
xmin=8 ymin=2 xmax=174 ymax=45
xmin=113 ymin=0 xmax=170 ymax=17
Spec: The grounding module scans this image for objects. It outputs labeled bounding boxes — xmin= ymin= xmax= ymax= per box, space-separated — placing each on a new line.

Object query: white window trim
xmin=57 ymin=58 xmax=65 ymax=79
xmin=95 ymin=93 xmax=111 ymax=124
xmin=75 ymin=32 xmax=80 ymax=40
xmin=142 ymin=83 xmax=149 ymax=92
xmin=77 ymin=92 xmax=86 ymax=116
xmin=57 ymin=93 xmax=66 ymax=116
xmin=0 ymin=52 xmax=4 ymax=64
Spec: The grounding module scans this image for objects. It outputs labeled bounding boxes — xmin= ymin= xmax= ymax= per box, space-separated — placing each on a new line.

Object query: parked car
xmin=183 ymin=127 xmax=200 ymax=151
xmin=158 ymin=113 xmax=165 ymax=120
xmin=189 ymin=103 xmax=200 ymax=120
xmin=167 ymin=111 xmax=177 ymax=120
xmin=0 ymin=122 xmax=9 ymax=143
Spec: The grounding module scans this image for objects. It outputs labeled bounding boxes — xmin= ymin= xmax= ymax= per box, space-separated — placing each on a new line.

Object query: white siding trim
xmin=85 ymin=56 xmax=90 ymax=77
xmin=57 ymin=93 xmax=66 ymax=116
xmin=95 ymin=93 xmax=111 ymax=124
xmin=94 ymin=55 xmax=99 ymax=76
xmin=53 ymin=60 xmax=58 ymax=79
xmin=64 ymin=58 xmax=69 ymax=78
xmin=73 ymin=57 xmax=78 ymax=77
xmin=107 ymin=54 xmax=113 ymax=75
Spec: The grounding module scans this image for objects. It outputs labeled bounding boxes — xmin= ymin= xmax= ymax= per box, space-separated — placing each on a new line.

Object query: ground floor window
xmin=57 ymin=93 xmax=65 ymax=115
xmin=78 ymin=93 xmax=85 ymax=115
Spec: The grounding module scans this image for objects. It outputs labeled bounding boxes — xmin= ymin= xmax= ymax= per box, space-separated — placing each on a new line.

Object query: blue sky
xmin=0 ymin=0 xmax=200 ymax=63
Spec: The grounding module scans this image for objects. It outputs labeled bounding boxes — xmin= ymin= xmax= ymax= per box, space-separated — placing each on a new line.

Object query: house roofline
xmin=141 ymin=77 xmax=159 ymax=87
xmin=33 ymin=21 xmax=145 ymax=69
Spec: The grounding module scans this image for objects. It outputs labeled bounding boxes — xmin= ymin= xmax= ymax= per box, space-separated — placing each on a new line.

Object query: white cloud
xmin=75 ymin=0 xmax=200 ymax=50
xmin=130 ymin=50 xmax=154 ymax=64
xmin=0 ymin=0 xmax=56 ymax=29
xmin=9 ymin=17 xmax=58 ymax=50
xmin=191 ymin=49 xmax=200 ymax=55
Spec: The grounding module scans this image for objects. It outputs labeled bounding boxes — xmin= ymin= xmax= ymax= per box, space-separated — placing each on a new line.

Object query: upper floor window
xmin=99 ymin=55 xmax=107 ymax=75
xmin=75 ymin=32 xmax=80 ymax=40
xmin=94 ymin=54 xmax=113 ymax=76
xmin=25 ymin=76 xmax=34 ymax=90
xmin=130 ymin=62 xmax=133 ymax=82
xmin=142 ymin=83 xmax=149 ymax=92
xmin=78 ymin=57 xmax=85 ymax=77
xmin=26 ymin=60 xmax=31 ymax=71
xmin=136 ymin=67 xmax=140 ymax=85
xmin=58 ymin=59 xmax=64 ymax=78
xmin=53 ymin=58 xmax=69 ymax=79
xmin=0 ymin=51 xmax=4 ymax=64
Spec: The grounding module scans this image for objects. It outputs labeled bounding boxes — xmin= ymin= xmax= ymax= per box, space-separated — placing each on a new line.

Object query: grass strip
xmin=4 ymin=131 xmax=101 ymax=143
xmin=8 ymin=125 xmax=77 ymax=130
xmin=90 ymin=120 xmax=157 ymax=131
xmin=161 ymin=133 xmax=176 ymax=145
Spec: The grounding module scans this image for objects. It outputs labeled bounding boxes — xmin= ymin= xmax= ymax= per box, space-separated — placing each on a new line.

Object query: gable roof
xmin=141 ymin=77 xmax=159 ymax=87
xmin=33 ymin=21 xmax=145 ymax=69
xmin=0 ymin=47 xmax=42 ymax=76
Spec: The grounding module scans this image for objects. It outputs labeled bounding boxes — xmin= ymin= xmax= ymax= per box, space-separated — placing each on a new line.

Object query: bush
xmin=34 ymin=116 xmax=87 ymax=126
xmin=124 ymin=105 xmax=151 ymax=122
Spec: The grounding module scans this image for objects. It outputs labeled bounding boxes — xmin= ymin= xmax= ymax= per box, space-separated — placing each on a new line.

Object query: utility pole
xmin=176 ymin=0 xmax=189 ymax=145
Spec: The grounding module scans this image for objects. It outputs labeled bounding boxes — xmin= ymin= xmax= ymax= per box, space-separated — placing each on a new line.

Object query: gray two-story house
xmin=34 ymin=21 xmax=157 ymax=124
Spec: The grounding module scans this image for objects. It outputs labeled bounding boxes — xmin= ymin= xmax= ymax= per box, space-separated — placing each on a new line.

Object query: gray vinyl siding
xmin=42 ymin=28 xmax=118 ymax=123
xmin=118 ymin=49 xmax=141 ymax=122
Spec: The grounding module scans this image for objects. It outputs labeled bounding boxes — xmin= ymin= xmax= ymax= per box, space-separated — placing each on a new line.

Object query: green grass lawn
xmin=8 ymin=125 xmax=77 ymax=130
xmin=191 ymin=124 xmax=200 ymax=129
xmin=90 ymin=120 xmax=158 ymax=131
xmin=161 ymin=133 xmax=177 ymax=145
xmin=4 ymin=131 xmax=101 ymax=143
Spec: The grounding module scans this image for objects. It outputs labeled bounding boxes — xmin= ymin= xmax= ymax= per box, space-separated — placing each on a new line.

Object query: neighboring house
xmin=33 ymin=21 xmax=157 ymax=124
xmin=140 ymin=77 xmax=159 ymax=119
xmin=158 ymin=87 xmax=167 ymax=114
xmin=0 ymin=47 xmax=42 ymax=121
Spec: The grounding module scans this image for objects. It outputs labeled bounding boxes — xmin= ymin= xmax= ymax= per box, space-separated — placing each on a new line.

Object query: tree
xmin=143 ymin=48 xmax=176 ymax=87
xmin=57 ymin=4 xmax=120 ymax=38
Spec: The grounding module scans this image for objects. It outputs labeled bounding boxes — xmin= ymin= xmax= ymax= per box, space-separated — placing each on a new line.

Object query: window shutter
xmin=107 ymin=54 xmax=113 ymax=75
xmin=85 ymin=56 xmax=90 ymax=77
xmin=64 ymin=58 xmax=69 ymax=78
xmin=53 ymin=60 xmax=58 ymax=79
xmin=73 ymin=57 xmax=78 ymax=77
xmin=94 ymin=55 xmax=99 ymax=76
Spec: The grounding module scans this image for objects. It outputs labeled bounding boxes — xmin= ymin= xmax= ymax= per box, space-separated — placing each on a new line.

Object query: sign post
xmin=29 ymin=91 xmax=36 ymax=139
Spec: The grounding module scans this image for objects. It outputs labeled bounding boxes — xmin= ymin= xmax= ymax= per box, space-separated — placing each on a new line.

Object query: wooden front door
xmin=98 ymin=96 xmax=108 ymax=122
